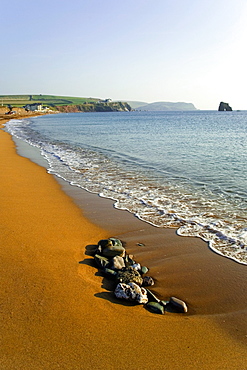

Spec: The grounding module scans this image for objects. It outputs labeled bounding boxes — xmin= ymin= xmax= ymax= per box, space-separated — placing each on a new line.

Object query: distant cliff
xmin=132 ymin=101 xmax=197 ymax=111
xmin=56 ymin=101 xmax=132 ymax=113
xmin=0 ymin=95 xmax=132 ymax=113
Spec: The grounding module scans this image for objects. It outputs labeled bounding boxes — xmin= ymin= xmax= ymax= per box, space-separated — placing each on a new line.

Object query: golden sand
xmin=0 ymin=114 xmax=246 ymax=369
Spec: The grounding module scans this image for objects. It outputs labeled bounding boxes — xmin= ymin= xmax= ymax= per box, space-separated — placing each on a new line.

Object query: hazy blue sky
xmin=1 ymin=0 xmax=247 ymax=109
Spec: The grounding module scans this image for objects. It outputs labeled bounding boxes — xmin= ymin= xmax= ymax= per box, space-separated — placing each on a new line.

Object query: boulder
xmin=116 ymin=267 xmax=143 ymax=286
xmin=111 ymin=255 xmax=125 ymax=270
xmin=114 ymin=282 xmax=148 ymax=304
xmin=142 ymin=276 xmax=155 ymax=286
xmin=98 ymin=238 xmax=125 ymax=258
xmin=169 ymin=296 xmax=188 ymax=313
xmin=146 ymin=302 xmax=165 ymax=314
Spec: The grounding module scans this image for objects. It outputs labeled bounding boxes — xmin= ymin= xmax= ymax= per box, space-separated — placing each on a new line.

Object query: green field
xmin=0 ymin=94 xmax=99 ymax=107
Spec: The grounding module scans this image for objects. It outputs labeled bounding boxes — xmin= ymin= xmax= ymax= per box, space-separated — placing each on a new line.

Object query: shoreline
xmin=12 ymin=126 xmax=247 ymax=316
xmin=1 ymin=114 xmax=246 ymax=368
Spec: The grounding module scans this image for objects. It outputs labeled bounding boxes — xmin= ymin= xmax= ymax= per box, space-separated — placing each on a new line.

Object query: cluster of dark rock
xmin=92 ymin=237 xmax=188 ymax=315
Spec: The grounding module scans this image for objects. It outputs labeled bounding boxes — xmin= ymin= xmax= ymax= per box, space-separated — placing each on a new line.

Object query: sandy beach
xmin=0 ymin=113 xmax=246 ymax=369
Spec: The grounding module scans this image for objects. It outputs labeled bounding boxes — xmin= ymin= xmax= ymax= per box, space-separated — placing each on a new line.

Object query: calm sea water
xmin=5 ymin=111 xmax=247 ymax=264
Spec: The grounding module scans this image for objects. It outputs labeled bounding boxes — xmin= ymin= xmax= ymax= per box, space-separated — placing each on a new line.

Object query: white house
xmin=24 ymin=103 xmax=43 ymax=112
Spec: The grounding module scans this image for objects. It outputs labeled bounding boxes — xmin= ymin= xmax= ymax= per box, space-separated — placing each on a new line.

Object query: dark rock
xmin=94 ymin=254 xmax=110 ymax=270
xmin=146 ymin=288 xmax=160 ymax=303
xmin=98 ymin=237 xmax=123 ymax=250
xmin=114 ymin=282 xmax=148 ymax=304
xmin=146 ymin=302 xmax=164 ymax=314
xmin=124 ymin=254 xmax=136 ymax=267
xmin=137 ymin=243 xmax=145 ymax=247
xmin=169 ymin=296 xmax=188 ymax=313
xmin=98 ymin=238 xmax=125 ymax=258
xmin=103 ymin=268 xmax=117 ymax=277
xmin=218 ymin=102 xmax=232 ymax=111
xmin=86 ymin=244 xmax=98 ymax=256
xmin=116 ymin=267 xmax=143 ymax=286
xmin=142 ymin=276 xmax=155 ymax=286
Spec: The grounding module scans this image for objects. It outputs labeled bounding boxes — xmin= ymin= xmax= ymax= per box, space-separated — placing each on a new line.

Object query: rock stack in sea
xmin=91 ymin=237 xmax=188 ymax=315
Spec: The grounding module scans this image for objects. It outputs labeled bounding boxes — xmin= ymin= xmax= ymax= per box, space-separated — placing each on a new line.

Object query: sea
xmin=5 ymin=110 xmax=247 ymax=265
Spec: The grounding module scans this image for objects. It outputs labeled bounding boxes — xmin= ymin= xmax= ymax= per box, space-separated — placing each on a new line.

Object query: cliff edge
xmin=56 ymin=101 xmax=132 ymax=113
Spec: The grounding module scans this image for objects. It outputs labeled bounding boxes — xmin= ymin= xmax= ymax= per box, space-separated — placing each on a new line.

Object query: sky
xmin=1 ymin=0 xmax=247 ymax=110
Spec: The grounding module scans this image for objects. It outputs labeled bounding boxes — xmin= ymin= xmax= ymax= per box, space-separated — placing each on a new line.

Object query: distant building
xmin=24 ymin=103 xmax=43 ymax=112
xmin=97 ymin=98 xmax=112 ymax=104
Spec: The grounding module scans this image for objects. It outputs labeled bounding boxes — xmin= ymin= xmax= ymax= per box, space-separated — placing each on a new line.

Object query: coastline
xmin=0 ymin=114 xmax=246 ymax=369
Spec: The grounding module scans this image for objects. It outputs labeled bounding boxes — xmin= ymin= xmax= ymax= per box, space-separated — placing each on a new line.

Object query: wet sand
xmin=0 ymin=114 xmax=246 ymax=369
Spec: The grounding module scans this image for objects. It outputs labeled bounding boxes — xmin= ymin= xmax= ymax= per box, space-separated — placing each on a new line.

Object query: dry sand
xmin=0 ymin=113 xmax=246 ymax=369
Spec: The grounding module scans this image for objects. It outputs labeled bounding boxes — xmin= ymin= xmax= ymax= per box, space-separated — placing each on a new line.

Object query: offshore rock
xmin=116 ymin=267 xmax=143 ymax=286
xmin=94 ymin=254 xmax=109 ymax=270
xmin=170 ymin=296 xmax=188 ymax=313
xmin=114 ymin=282 xmax=148 ymax=304
xmin=146 ymin=302 xmax=165 ymax=315
xmin=98 ymin=238 xmax=125 ymax=258
xmin=218 ymin=101 xmax=232 ymax=111
xmin=142 ymin=276 xmax=155 ymax=287
xmin=111 ymin=255 xmax=125 ymax=270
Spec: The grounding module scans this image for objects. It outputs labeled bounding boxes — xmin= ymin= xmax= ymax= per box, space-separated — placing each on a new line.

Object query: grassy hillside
xmin=0 ymin=94 xmax=99 ymax=107
xmin=0 ymin=94 xmax=132 ymax=112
